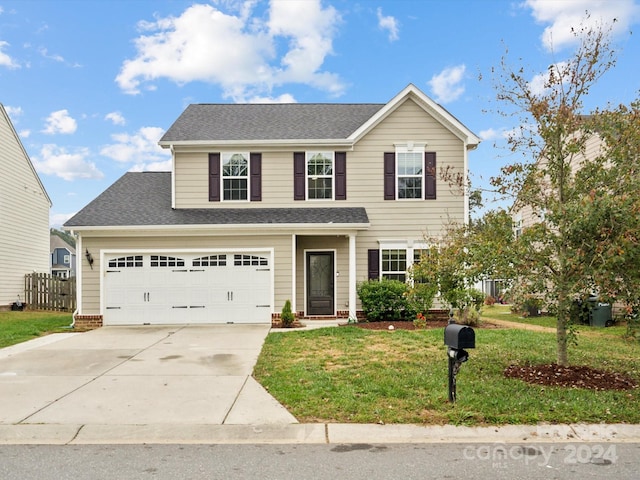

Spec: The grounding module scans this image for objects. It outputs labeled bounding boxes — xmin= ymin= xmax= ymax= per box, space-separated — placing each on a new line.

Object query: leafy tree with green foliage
xmin=487 ymin=19 xmax=639 ymax=365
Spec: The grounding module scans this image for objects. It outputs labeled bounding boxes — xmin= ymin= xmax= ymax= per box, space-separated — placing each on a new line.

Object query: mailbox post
xmin=444 ymin=321 xmax=475 ymax=402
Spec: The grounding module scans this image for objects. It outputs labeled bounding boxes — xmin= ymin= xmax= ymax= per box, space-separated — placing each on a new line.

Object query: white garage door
xmin=103 ymin=252 xmax=271 ymax=325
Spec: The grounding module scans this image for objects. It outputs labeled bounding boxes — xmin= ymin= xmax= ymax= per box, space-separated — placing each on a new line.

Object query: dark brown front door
xmin=306 ymin=252 xmax=334 ymax=315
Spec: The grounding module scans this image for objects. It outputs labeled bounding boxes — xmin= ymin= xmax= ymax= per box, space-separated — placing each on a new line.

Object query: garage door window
xmin=192 ymin=255 xmax=227 ymax=267
xmin=234 ymin=254 xmax=268 ymax=266
xmin=150 ymin=255 xmax=185 ymax=267
xmin=108 ymin=255 xmax=143 ymax=268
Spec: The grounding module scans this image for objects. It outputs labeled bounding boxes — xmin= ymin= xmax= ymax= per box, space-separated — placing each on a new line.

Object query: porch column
xmin=291 ymin=234 xmax=297 ymax=314
xmin=349 ymin=233 xmax=357 ymax=320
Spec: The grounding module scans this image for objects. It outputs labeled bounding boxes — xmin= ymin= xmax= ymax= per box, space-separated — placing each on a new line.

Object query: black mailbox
xmin=444 ymin=324 xmax=475 ymax=349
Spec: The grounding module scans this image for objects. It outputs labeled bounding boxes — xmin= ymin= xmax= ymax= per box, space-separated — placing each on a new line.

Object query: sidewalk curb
xmin=1 ymin=423 xmax=638 ymax=445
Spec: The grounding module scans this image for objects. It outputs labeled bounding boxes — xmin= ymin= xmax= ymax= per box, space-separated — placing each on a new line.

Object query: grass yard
xmin=253 ymin=325 xmax=640 ymax=426
xmin=482 ymin=304 xmax=630 ymax=337
xmin=0 ymin=310 xmax=73 ymax=348
xmin=482 ymin=304 xmax=558 ymax=329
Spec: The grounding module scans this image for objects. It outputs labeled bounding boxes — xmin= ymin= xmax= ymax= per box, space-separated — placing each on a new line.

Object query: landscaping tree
xmin=489 ymin=19 xmax=640 ymax=365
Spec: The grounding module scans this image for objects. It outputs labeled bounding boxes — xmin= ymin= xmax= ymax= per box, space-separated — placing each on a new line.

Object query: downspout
xmin=69 ymin=231 xmax=80 ymax=328
xmin=171 ymin=144 xmax=176 ymax=209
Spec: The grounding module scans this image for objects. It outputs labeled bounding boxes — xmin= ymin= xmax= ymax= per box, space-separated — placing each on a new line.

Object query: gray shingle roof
xmin=160 ymin=104 xmax=385 ymax=142
xmin=64 ymin=172 xmax=369 ymax=228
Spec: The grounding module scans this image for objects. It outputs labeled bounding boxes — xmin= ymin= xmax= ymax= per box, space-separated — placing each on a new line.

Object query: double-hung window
xmin=307 ymin=151 xmax=333 ymax=200
xmin=381 ymin=249 xmax=407 ymax=282
xmin=222 ymin=152 xmax=249 ymax=201
xmin=375 ymin=243 xmax=431 ymax=283
xmin=384 ymin=145 xmax=436 ymax=200
xmin=397 ymin=149 xmax=424 ymax=199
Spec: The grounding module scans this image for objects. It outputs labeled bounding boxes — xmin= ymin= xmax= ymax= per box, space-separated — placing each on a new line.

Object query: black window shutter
xmin=209 ymin=153 xmax=220 ymax=202
xmin=335 ymin=151 xmax=346 ymax=200
xmin=250 ymin=153 xmax=262 ymax=201
xmin=425 ymin=152 xmax=436 ymax=200
xmin=383 ymin=152 xmax=395 ymax=200
xmin=293 ymin=152 xmax=305 ymax=200
xmin=368 ymin=249 xmax=380 ymax=280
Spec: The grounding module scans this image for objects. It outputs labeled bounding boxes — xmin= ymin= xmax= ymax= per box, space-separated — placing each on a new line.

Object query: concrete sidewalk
xmin=1 ymin=421 xmax=639 ymax=445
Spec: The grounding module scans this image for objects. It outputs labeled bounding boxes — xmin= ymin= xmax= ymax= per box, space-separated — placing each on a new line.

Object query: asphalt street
xmin=1 ymin=443 xmax=638 ymax=480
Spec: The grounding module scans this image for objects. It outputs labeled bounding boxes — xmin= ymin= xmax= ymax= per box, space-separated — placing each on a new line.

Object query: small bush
xmin=281 ymin=299 xmax=295 ymax=327
xmin=357 ymin=279 xmax=417 ymax=322
xmin=484 ymin=295 xmax=496 ymax=306
xmin=413 ymin=312 xmax=427 ymax=329
xmin=456 ymin=305 xmax=482 ymax=326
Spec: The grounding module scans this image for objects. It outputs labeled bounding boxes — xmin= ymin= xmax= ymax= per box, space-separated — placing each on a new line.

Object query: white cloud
xmin=5 ymin=105 xmax=23 ymax=118
xmin=100 ymin=126 xmax=170 ymax=170
xmin=528 ymin=60 xmax=571 ymax=96
xmin=0 ymin=40 xmax=19 ymax=69
xmin=377 ymin=7 xmax=399 ymax=41
xmin=42 ymin=109 xmax=77 ymax=135
xmin=479 ymin=128 xmax=501 ymax=142
xmin=129 ymin=159 xmax=172 ymax=172
xmin=427 ymin=64 xmax=466 ymax=103
xmin=248 ymin=93 xmax=297 ymax=103
xmin=38 ymin=47 xmax=64 ymax=63
xmin=50 ymin=212 xmax=76 ymax=229
xmin=105 ymin=111 xmax=126 ymax=125
xmin=524 ymin=0 xmax=640 ymax=51
xmin=116 ymin=1 xmax=344 ymax=100
xmin=33 ymin=144 xmax=104 ymax=181
xmin=18 ymin=129 xmax=30 ymax=138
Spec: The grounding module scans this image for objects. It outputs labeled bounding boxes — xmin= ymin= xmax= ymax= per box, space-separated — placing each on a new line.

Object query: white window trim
xmin=63 ymin=254 xmax=70 ymax=264
xmin=395 ymin=143 xmax=426 ymax=201
xmin=306 ymin=151 xmax=334 ymax=201
xmin=379 ymin=241 xmax=431 ymax=282
xmin=221 ymin=151 xmax=250 ymax=202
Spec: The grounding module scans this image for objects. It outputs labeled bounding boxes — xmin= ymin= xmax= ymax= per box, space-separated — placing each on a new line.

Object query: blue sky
xmin=1 ymin=0 xmax=638 ymax=227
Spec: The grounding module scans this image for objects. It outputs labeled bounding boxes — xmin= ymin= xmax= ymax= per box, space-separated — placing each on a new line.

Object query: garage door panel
xmin=103 ymin=251 xmax=272 ymax=325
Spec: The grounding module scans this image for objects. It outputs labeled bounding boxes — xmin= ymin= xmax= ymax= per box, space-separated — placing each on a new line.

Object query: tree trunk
xmin=556 ymin=304 xmax=569 ymax=366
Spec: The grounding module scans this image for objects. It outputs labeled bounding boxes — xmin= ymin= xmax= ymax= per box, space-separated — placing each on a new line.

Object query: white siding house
xmin=0 ymin=104 xmax=51 ymax=308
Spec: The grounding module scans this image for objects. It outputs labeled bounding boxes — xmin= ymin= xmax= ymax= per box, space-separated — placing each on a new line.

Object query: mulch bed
xmin=347 ymin=320 xmax=502 ymax=330
xmin=348 ymin=320 xmax=448 ymax=330
xmin=504 ymin=364 xmax=638 ymax=391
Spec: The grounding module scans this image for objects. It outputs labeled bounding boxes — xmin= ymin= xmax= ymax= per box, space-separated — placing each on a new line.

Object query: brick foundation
xmin=73 ymin=314 xmax=103 ymax=331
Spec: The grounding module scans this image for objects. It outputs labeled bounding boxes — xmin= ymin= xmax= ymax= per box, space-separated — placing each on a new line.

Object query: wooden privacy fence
xmin=24 ymin=273 xmax=76 ymax=311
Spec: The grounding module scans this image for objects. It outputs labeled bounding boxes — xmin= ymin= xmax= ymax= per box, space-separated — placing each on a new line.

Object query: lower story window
xmin=381 ymin=249 xmax=407 ymax=282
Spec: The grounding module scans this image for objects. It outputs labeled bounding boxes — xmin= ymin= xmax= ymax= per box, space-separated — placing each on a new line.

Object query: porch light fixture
xmin=85 ymin=248 xmax=94 ymax=270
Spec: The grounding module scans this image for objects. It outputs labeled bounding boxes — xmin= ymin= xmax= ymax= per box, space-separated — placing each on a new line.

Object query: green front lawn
xmin=254 ymin=325 xmax=640 ymax=426
xmin=0 ymin=310 xmax=72 ymax=348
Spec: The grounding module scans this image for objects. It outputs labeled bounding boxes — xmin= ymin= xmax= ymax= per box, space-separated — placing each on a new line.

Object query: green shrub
xmin=357 ymin=279 xmax=417 ymax=322
xmin=456 ymin=305 xmax=482 ymax=326
xmin=281 ymin=299 xmax=295 ymax=327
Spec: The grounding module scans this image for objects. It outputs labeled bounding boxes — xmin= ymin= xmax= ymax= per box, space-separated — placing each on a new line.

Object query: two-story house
xmin=50 ymin=234 xmax=76 ymax=279
xmin=0 ymin=104 xmax=51 ymax=310
xmin=64 ymin=85 xmax=480 ymax=329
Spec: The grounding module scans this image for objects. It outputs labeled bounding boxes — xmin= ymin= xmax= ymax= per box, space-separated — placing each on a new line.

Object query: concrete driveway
xmin=0 ymin=326 xmax=297 ymax=431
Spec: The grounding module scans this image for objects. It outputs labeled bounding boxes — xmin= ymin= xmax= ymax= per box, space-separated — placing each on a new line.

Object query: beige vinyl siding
xmin=79 ymin=233 xmax=292 ymax=316
xmin=171 ymin=98 xmax=468 ymax=302
xmin=0 ymin=107 xmax=50 ymax=306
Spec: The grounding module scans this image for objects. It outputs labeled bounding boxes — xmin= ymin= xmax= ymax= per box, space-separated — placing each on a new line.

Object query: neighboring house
xmin=50 ymin=235 xmax=76 ymax=279
xmin=0 ymin=104 xmax=52 ymax=309
xmin=511 ymin=131 xmax=605 ymax=233
xmin=64 ymin=84 xmax=480 ymax=328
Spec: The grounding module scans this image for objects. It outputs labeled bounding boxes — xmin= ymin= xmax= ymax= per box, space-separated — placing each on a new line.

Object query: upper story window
xmin=209 ymin=152 xmax=261 ymax=202
xmin=384 ymin=146 xmax=436 ymax=201
xmin=307 ymin=151 xmax=334 ymax=200
xmin=294 ymin=151 xmax=346 ymax=201
xmin=397 ymin=150 xmax=423 ymax=199
xmin=222 ymin=152 xmax=249 ymax=201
